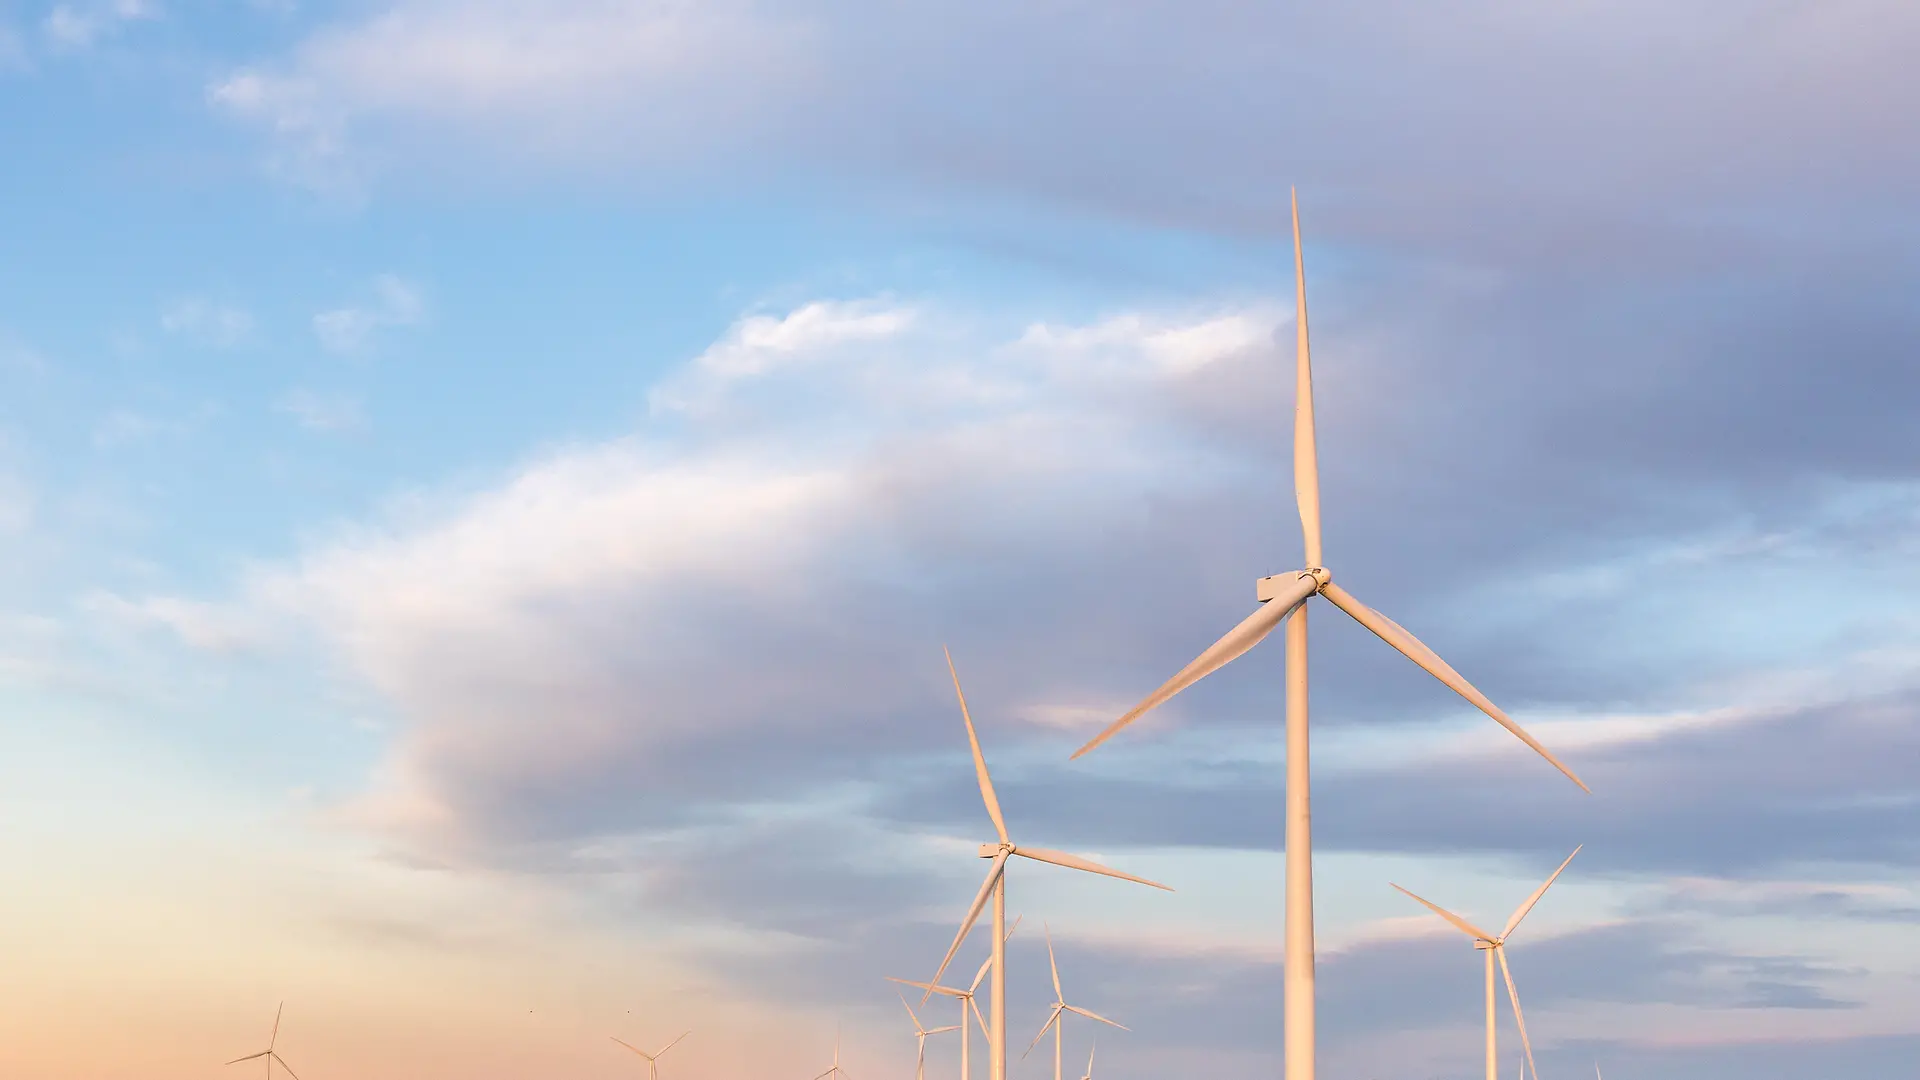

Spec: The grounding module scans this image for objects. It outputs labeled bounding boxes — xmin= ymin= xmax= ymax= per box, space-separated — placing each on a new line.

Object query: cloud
xmin=276 ymin=388 xmax=365 ymax=432
xmin=160 ymin=298 xmax=255 ymax=348
xmin=312 ymin=274 xmax=424 ymax=353
xmin=209 ymin=0 xmax=817 ymax=190
xmin=42 ymin=0 xmax=158 ymax=52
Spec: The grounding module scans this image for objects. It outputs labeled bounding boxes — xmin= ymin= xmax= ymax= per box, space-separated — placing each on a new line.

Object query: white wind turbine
xmin=225 ymin=1002 xmax=301 ymax=1080
xmin=898 ymin=993 xmax=962 ymax=1080
xmin=813 ymin=1027 xmax=850 ymax=1080
xmin=1068 ymin=189 xmax=1590 ymax=1080
xmin=1022 ymin=925 xmax=1127 ymax=1080
xmin=611 ymin=1030 xmax=690 ymax=1080
xmin=889 ymin=917 xmax=1022 ymax=1080
xmin=1079 ymin=1042 xmax=1097 ymax=1080
xmin=1391 ymin=846 xmax=1581 ymax=1080
xmin=922 ymin=649 xmax=1172 ymax=1080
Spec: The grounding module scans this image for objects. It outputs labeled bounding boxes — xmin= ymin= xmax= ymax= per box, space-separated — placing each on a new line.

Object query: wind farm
xmin=6 ymin=8 xmax=1905 ymax=1073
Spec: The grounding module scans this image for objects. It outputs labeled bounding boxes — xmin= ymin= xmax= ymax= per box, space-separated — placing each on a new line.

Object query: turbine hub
xmin=979 ymin=842 xmax=1014 ymax=858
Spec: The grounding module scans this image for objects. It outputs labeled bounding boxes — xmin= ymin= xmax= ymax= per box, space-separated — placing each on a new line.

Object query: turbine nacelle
xmin=1257 ymin=568 xmax=1329 ymax=602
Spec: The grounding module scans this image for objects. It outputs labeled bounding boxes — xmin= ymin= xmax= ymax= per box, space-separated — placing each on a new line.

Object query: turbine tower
xmin=225 ymin=1002 xmax=301 ymax=1080
xmin=923 ymin=649 xmax=1172 ymax=1080
xmin=890 ymin=917 xmax=1021 ymax=1080
xmin=1392 ymin=846 xmax=1581 ymax=1080
xmin=1022 ymin=925 xmax=1127 ymax=1080
xmin=1069 ymin=190 xmax=1589 ymax=1080
xmin=611 ymin=1030 xmax=690 ymax=1080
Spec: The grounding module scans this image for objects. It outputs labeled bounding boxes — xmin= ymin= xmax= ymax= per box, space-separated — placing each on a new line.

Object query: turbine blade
xmin=1072 ymin=578 xmax=1318 ymax=760
xmin=1014 ymin=846 xmax=1172 ymax=891
xmin=971 ymin=997 xmax=989 ymax=1042
xmin=270 ymin=1002 xmax=283 ymax=1049
xmin=1502 ymin=845 xmax=1583 ymax=940
xmin=226 ymin=1052 xmax=270 ymax=1065
xmin=1062 ymin=1004 xmax=1128 ymax=1031
xmin=947 ymin=647 xmax=1010 ymax=845
xmin=1291 ymin=187 xmax=1322 ymax=569
xmin=656 ymin=1031 xmax=691 ymax=1057
xmin=928 ymin=1025 xmax=961 ymax=1034
xmin=1022 ymin=1007 xmax=1062 ymax=1059
xmin=924 ymin=854 xmax=1009 ymax=1003
xmin=889 ymin=977 xmax=966 ymax=1000
xmin=899 ymin=991 xmax=923 ymax=1030
xmin=1319 ymin=582 xmax=1589 ymax=792
xmin=1045 ymin=923 xmax=1063 ymax=1001
xmin=1497 ymin=947 xmax=1539 ymax=1080
xmin=1085 ymin=1041 xmax=1097 ymax=1080
xmin=1390 ymin=883 xmax=1497 ymax=941
xmin=270 ymin=1053 xmax=301 ymax=1080
xmin=611 ymin=1037 xmax=652 ymax=1059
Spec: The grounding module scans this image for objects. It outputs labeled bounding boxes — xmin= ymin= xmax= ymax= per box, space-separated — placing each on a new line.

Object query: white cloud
xmin=313 ymin=274 xmax=424 ymax=353
xmin=276 ymin=388 xmax=365 ymax=431
xmin=209 ymin=0 xmax=817 ymax=186
xmin=160 ymin=298 xmax=254 ymax=348
xmin=42 ymin=0 xmax=158 ymax=52
xmin=127 ymin=297 xmax=1283 ymax=858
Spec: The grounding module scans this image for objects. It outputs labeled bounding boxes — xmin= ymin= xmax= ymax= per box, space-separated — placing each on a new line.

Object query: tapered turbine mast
xmin=923 ymin=649 xmax=1172 ymax=1080
xmin=1392 ymin=846 xmax=1581 ymax=1080
xmin=1070 ymin=190 xmax=1589 ymax=1080
xmin=890 ymin=918 xmax=1022 ymax=1080
xmin=611 ymin=1030 xmax=690 ymax=1080
xmin=225 ymin=1002 xmax=301 ymax=1080
xmin=1022 ymin=924 xmax=1127 ymax=1080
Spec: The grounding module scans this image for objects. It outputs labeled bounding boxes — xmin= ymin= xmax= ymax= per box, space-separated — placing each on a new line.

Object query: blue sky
xmin=2 ymin=2 xmax=1918 ymax=1079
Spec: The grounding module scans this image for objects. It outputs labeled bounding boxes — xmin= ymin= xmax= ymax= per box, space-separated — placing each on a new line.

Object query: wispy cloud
xmin=276 ymin=388 xmax=365 ymax=432
xmin=159 ymin=298 xmax=254 ymax=349
xmin=42 ymin=0 xmax=159 ymax=53
xmin=312 ymin=274 xmax=423 ymax=354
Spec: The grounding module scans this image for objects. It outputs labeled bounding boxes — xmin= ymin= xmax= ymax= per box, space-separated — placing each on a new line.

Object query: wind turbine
xmin=611 ymin=1030 xmax=690 ymax=1080
xmin=1068 ymin=189 xmax=1590 ymax=1080
xmin=890 ymin=917 xmax=1022 ymax=1080
xmin=923 ymin=649 xmax=1172 ymax=1080
xmin=225 ymin=1002 xmax=300 ymax=1080
xmin=813 ymin=1027 xmax=850 ymax=1080
xmin=1391 ymin=846 xmax=1581 ymax=1080
xmin=1080 ymin=1042 xmax=1097 ymax=1080
xmin=1022 ymin=925 xmax=1127 ymax=1080
xmin=899 ymin=993 xmax=961 ymax=1080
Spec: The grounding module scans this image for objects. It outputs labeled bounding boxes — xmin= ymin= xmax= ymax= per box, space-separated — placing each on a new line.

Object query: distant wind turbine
xmin=922 ymin=650 xmax=1172 ymax=1080
xmin=225 ymin=1002 xmax=300 ymax=1080
xmin=898 ymin=993 xmax=961 ymax=1080
xmin=813 ymin=1027 xmax=850 ymax=1080
xmin=1392 ymin=846 xmax=1582 ymax=1080
xmin=611 ymin=1030 xmax=690 ymax=1080
xmin=1079 ymin=1042 xmax=1097 ymax=1080
xmin=1022 ymin=925 xmax=1127 ymax=1080
xmin=890 ymin=917 xmax=1022 ymax=1080
xmin=1068 ymin=189 xmax=1589 ymax=1080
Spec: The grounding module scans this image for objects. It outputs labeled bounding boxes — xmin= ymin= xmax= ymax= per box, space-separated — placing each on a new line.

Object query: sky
xmin=1 ymin=1 xmax=1918 ymax=1078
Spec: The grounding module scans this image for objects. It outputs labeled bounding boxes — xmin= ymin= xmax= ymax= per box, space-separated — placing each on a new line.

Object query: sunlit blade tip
xmin=1502 ymin=844 xmax=1582 ymax=940
xmin=1291 ymin=187 xmax=1322 ymax=569
xmin=946 ymin=647 xmax=1011 ymax=844
xmin=225 ymin=1052 xmax=269 ymax=1065
xmin=1072 ymin=584 xmax=1314 ymax=760
xmin=1022 ymin=1009 xmax=1061 ymax=1059
xmin=1321 ymin=583 xmax=1589 ymax=792
xmin=1063 ymin=1004 xmax=1128 ymax=1030
xmin=1015 ymin=845 xmax=1173 ymax=891
xmin=1390 ymin=882 xmax=1497 ymax=941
